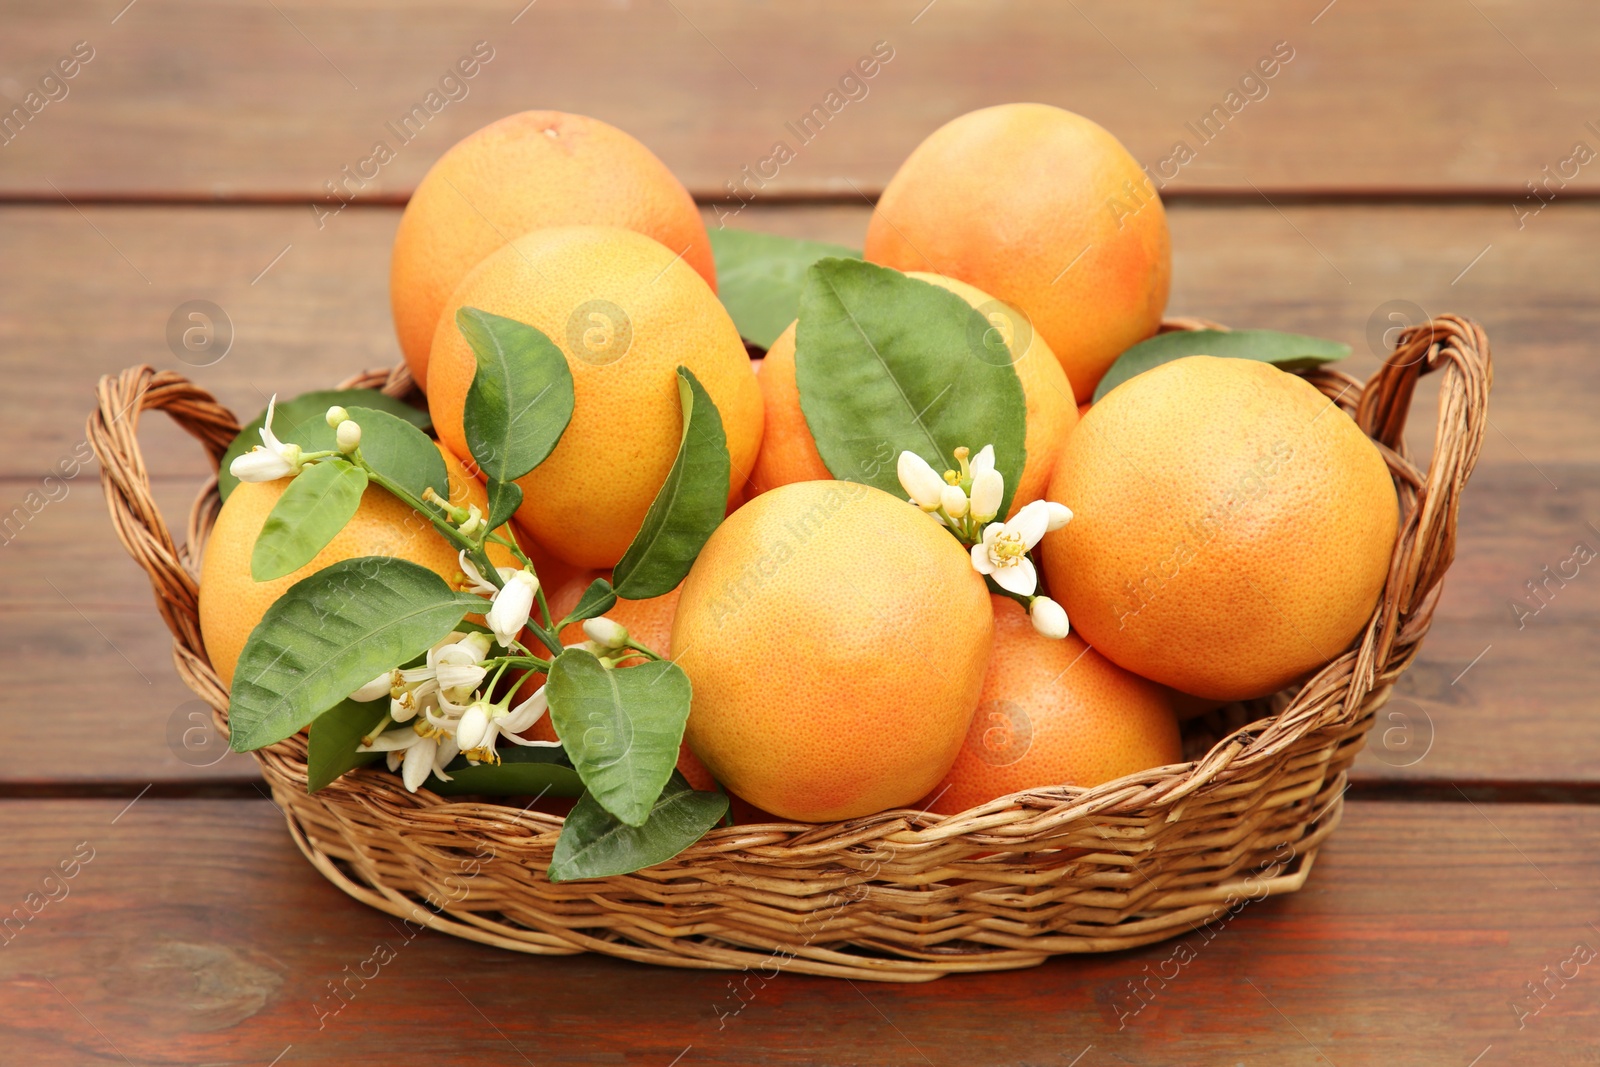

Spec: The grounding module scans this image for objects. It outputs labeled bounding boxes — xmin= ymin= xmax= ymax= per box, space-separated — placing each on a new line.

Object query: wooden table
xmin=4 ymin=2 xmax=1597 ymax=1063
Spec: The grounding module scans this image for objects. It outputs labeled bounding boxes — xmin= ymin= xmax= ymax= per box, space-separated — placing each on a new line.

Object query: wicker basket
xmin=90 ymin=315 xmax=1490 ymax=982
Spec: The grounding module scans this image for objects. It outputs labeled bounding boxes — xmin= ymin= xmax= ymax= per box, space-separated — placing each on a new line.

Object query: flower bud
xmin=229 ymin=446 xmax=298 ymax=483
xmin=456 ymin=702 xmax=491 ymax=752
xmin=583 ymin=616 xmax=630 ymax=649
xmin=970 ymin=444 xmax=996 ymax=478
xmin=1029 ymin=596 xmax=1070 ymax=640
xmin=325 ymin=405 xmax=350 ymax=428
xmin=335 ymin=419 xmax=362 ymax=453
xmin=897 ymin=451 xmax=946 ymax=511
xmin=486 ymin=570 xmax=540 ymax=646
xmin=969 ymin=468 xmax=1004 ymax=523
xmin=940 ymin=483 xmax=969 ymax=518
xmin=350 ymin=671 xmax=394 ymax=702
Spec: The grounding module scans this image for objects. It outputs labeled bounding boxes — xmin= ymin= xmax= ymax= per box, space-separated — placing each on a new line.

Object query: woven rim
xmin=89 ymin=317 xmax=1491 ymax=979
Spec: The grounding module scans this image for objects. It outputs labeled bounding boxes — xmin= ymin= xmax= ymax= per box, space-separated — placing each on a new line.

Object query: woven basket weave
xmin=90 ymin=315 xmax=1490 ymax=982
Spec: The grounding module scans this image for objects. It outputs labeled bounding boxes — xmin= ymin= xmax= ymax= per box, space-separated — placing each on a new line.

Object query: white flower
xmin=897 ymin=451 xmax=946 ymax=512
xmin=1043 ymin=501 xmax=1073 ymax=532
xmin=387 ymin=631 xmax=492 ymax=719
xmin=335 ymin=419 xmax=362 ymax=453
xmin=350 ymin=670 xmax=396 ymax=702
xmin=940 ymin=483 xmax=968 ymax=519
xmin=324 ymin=405 xmax=349 ymax=428
xmin=968 ymin=445 xmax=1004 ymax=523
xmin=362 ymin=722 xmax=458 ymax=792
xmin=582 ymin=616 xmax=629 ymax=649
xmin=433 ymin=637 xmax=491 ymax=694
xmin=457 ymin=686 xmax=561 ymax=764
xmin=229 ymin=395 xmax=307 ymax=483
xmin=1030 ymin=596 xmax=1070 ymax=639
xmin=970 ymin=503 xmax=1050 ymax=596
xmin=455 ymin=700 xmax=492 ymax=751
xmin=486 ymin=569 xmax=540 ymax=646
xmin=458 ymin=551 xmax=499 ymax=595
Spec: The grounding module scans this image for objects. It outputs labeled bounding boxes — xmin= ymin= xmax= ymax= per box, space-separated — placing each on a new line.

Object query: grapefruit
xmin=864 ymin=103 xmax=1170 ymax=402
xmin=390 ymin=111 xmax=713 ymax=385
xmin=748 ymin=272 xmax=1077 ymax=516
xmin=425 ymin=225 xmax=763 ymax=569
xmin=671 ymin=480 xmax=994 ymax=821
xmin=926 ymin=596 xmax=1182 ymax=815
xmin=199 ymin=443 xmax=516 ymax=687
xmin=1039 ymin=356 xmax=1399 ymax=701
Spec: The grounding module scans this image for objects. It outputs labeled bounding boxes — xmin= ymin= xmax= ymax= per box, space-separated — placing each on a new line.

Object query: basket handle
xmin=87 ymin=367 xmax=243 ymax=660
xmin=1352 ymin=315 xmax=1492 ymax=682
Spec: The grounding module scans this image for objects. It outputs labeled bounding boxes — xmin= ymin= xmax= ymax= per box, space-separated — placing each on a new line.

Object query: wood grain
xmin=2 ymin=201 xmax=1596 ymax=787
xmin=1 ymin=1 xmax=1596 ymax=200
xmin=4 ymin=200 xmax=1598 ymax=482
xmin=1 ymin=798 xmax=1595 ymax=1065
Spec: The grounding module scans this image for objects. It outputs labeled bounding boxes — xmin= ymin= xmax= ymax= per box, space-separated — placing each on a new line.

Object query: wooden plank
xmin=1 ymin=200 xmax=1596 ymax=787
xmin=3 ymin=200 xmax=1597 ymax=482
xmin=1 ymin=1 xmax=1596 ymax=199
xmin=2 ymin=798 xmax=1595 ymax=1064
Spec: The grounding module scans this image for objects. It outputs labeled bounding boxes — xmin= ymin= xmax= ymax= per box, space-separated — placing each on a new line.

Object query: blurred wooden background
xmin=2 ymin=2 xmax=1597 ymax=1064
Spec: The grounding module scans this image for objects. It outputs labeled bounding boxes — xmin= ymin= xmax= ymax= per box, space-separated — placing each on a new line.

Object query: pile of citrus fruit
xmin=201 ymin=105 xmax=1398 ymax=855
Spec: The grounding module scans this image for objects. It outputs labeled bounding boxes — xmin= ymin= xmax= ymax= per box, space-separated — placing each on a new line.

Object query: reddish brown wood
xmin=1 ymin=2 xmax=1596 ymax=200
xmin=0 ymin=799 xmax=1594 ymax=1064
xmin=3 ymin=200 xmax=1597 ymax=483
xmin=0 ymin=201 xmax=1590 ymax=788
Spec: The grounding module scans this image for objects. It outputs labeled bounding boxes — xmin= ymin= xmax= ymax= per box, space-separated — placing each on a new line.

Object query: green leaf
xmin=426 ymin=745 xmax=585 ymax=798
xmin=1092 ymin=329 xmax=1351 ymax=403
xmin=457 ymin=307 xmax=575 ymax=481
xmin=228 ymin=558 xmax=485 ymax=752
xmin=795 ymin=259 xmax=1029 ymax=517
xmin=708 ymin=228 xmax=861 ymax=349
xmin=250 ymin=460 xmax=368 ymax=581
xmin=220 ymin=389 xmax=429 ymax=502
xmin=564 ymin=578 xmax=617 ymax=625
xmin=345 ymin=406 xmax=448 ymax=502
xmin=548 ymin=771 xmax=727 ymax=882
xmin=611 ymin=367 xmax=730 ymax=600
xmin=485 ymin=479 xmax=523 ymax=532
xmin=545 ymin=649 xmax=692 ymax=826
xmin=306 ymin=697 xmax=391 ymax=793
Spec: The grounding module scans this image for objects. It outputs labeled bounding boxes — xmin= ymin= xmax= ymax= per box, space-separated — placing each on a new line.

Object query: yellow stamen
xmin=990 ymin=530 xmax=1027 ymax=565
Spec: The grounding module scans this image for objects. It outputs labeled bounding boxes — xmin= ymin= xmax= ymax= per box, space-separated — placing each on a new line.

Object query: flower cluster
xmin=344 ymin=553 xmax=647 ymax=792
xmin=346 ymin=625 xmax=556 ymax=791
xmin=230 ymin=398 xmax=364 ymax=484
xmin=898 ymin=445 xmax=1073 ymax=639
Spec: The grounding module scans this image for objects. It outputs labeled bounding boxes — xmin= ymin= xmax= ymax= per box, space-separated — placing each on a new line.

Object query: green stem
xmin=486 ymin=530 xmax=535 ymax=569
xmin=482 ymin=655 xmax=555 ymax=673
xmin=353 ymin=454 xmax=505 ymax=591
xmin=622 ymin=641 xmax=665 ymax=662
xmin=525 ymin=620 xmax=564 ymax=658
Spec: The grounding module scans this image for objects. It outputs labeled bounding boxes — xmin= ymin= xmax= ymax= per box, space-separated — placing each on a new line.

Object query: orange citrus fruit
xmin=748 ymin=272 xmax=1077 ymax=516
xmin=426 ymin=225 xmax=763 ymax=570
xmin=671 ymin=480 xmax=994 ymax=821
xmin=864 ymin=103 xmax=1170 ymax=402
xmin=390 ymin=110 xmax=713 ymax=386
xmin=199 ymin=443 xmax=516 ymax=688
xmin=1039 ymin=356 xmax=1399 ymax=701
xmin=926 ymin=596 xmax=1182 ymax=815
